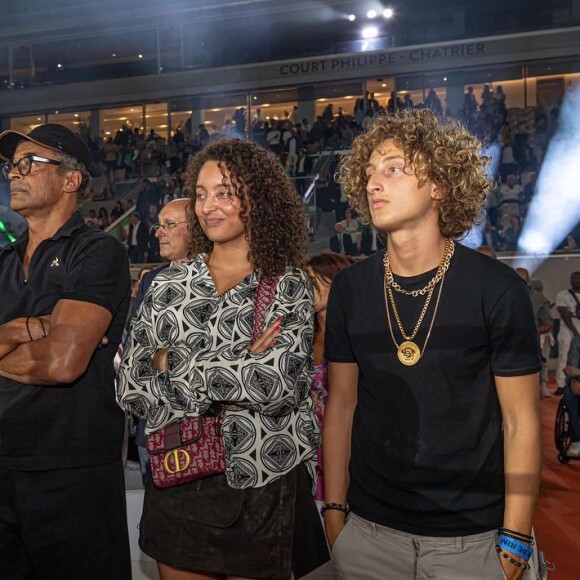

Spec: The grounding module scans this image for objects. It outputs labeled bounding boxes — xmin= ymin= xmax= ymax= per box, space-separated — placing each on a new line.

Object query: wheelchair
xmin=554 ymin=396 xmax=580 ymax=464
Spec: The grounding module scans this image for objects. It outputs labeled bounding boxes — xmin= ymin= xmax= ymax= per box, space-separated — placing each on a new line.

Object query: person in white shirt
xmin=499 ymin=174 xmax=522 ymax=202
xmin=555 ymin=271 xmax=580 ymax=390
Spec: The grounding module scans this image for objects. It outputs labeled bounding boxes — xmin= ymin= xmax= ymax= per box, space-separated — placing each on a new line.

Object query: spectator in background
xmin=520 ymin=171 xmax=537 ymax=213
xmin=85 ymin=208 xmax=98 ymax=227
xmin=555 ymin=272 xmax=580 ymax=393
xmin=322 ymin=103 xmax=334 ymax=121
xmin=480 ymin=84 xmax=493 ymax=111
xmin=481 ymin=219 xmax=502 ymax=251
xmin=424 ymin=89 xmax=442 ymax=116
xmin=360 ymin=224 xmax=385 ymax=256
xmin=500 ymin=174 xmax=522 ymax=202
xmin=146 ymin=202 xmax=158 ymax=228
xmin=295 ymin=147 xmax=313 ymax=197
xmin=131 ymin=198 xmax=191 ymax=480
xmin=147 ymin=221 xmax=160 ymax=263
xmin=329 ymin=222 xmax=356 ymax=256
xmin=529 ymin=279 xmax=554 ymax=398
xmin=126 ymin=212 xmax=148 ymax=264
xmin=266 ymin=122 xmax=282 ymax=156
xmin=289 ymin=105 xmax=299 ymax=124
xmin=402 ymin=93 xmax=414 ymax=109
xmin=110 ymin=200 xmax=124 ymax=222
xmin=463 ymin=86 xmax=478 ymax=117
xmin=196 ymin=124 xmax=210 ymax=149
xmin=492 ymin=85 xmax=507 ymax=115
xmin=146 ymin=128 xmax=160 ymax=142
xmin=136 ymin=178 xmax=152 ymax=222
xmin=104 ymin=136 xmax=119 ymax=182
xmin=563 ymin=335 xmax=580 ymax=456
xmin=97 ymin=207 xmax=111 ymax=230
xmin=503 ymin=215 xmax=522 ymax=251
xmin=387 ymin=92 xmax=403 ymax=112
xmin=339 ymin=207 xmax=361 ymax=251
xmin=304 ymin=252 xmax=354 ymax=501
xmin=233 ymin=107 xmax=246 ymax=135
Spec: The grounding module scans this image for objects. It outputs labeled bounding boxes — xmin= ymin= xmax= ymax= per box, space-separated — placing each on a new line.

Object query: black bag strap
xmin=568 ymin=289 xmax=580 ymax=307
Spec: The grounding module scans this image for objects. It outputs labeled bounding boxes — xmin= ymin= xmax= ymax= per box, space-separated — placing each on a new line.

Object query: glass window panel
xmin=100 ymin=106 xmax=146 ymax=139
xmin=46 ymin=110 xmax=91 ymax=135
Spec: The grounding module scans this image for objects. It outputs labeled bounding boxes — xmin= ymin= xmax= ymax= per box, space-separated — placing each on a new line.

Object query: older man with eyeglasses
xmin=128 ymin=197 xmax=192 ymax=481
xmin=0 ymin=124 xmax=131 ymax=579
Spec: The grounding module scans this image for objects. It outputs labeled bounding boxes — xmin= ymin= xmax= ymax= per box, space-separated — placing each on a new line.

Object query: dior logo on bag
xmin=146 ymin=414 xmax=226 ymax=489
xmin=163 ymin=448 xmax=191 ymax=474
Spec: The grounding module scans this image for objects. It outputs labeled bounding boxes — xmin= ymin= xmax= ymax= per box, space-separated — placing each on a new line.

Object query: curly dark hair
xmin=304 ymin=251 xmax=353 ymax=335
xmin=185 ymin=138 xmax=307 ymax=278
xmin=304 ymin=251 xmax=354 ymax=289
xmin=337 ymin=109 xmax=491 ymax=239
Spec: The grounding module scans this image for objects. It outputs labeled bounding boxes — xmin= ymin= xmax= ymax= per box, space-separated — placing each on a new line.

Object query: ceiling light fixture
xmin=362 ymin=26 xmax=379 ymax=39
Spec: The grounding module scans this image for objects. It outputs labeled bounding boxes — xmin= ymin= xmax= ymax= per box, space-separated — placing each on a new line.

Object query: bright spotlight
xmin=348 ymin=14 xmax=356 ymax=22
xmin=383 ymin=8 xmax=394 ymax=19
xmin=367 ymin=9 xmax=377 ymax=19
xmin=517 ymin=82 xmax=580 ymax=266
xmin=362 ymin=26 xmax=379 ymax=39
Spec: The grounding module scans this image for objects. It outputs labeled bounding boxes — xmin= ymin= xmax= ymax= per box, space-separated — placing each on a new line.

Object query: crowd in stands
xmin=71 ymin=81 xmax=580 ymax=258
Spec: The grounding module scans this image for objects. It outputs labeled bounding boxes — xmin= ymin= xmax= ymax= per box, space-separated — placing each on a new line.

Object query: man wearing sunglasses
xmin=0 ymin=124 xmax=131 ymax=579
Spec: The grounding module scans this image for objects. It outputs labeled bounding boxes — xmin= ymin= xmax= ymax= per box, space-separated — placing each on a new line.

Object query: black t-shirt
xmin=325 ymin=243 xmax=541 ymax=536
xmin=0 ymin=212 xmax=131 ymax=470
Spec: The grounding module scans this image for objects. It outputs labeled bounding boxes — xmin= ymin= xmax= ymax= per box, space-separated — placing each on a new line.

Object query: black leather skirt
xmin=139 ymin=462 xmax=329 ymax=579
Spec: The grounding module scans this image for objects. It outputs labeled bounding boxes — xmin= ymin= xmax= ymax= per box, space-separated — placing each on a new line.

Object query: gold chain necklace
xmin=384 ymin=239 xmax=455 ymax=297
xmin=383 ymin=241 xmax=453 ymax=365
xmin=386 ymin=284 xmax=435 ymax=341
xmin=385 ymin=274 xmax=447 ymax=365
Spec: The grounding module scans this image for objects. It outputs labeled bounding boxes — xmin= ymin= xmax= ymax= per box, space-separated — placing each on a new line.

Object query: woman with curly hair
xmin=323 ymin=109 xmax=541 ymax=579
xmin=118 ymin=138 xmax=329 ymax=580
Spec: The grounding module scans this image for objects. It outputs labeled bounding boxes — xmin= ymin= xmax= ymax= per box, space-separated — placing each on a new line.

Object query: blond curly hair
xmin=337 ymin=109 xmax=491 ymax=239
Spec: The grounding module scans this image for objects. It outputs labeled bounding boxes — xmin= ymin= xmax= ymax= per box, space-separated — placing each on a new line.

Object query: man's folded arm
xmin=0 ymin=299 xmax=112 ymax=385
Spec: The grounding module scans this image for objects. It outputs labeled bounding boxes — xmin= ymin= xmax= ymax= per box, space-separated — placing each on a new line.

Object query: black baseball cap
xmin=0 ymin=123 xmax=92 ymax=170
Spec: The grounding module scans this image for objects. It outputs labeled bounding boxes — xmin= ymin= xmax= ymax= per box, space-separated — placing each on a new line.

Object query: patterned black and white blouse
xmin=117 ymin=255 xmax=319 ymax=489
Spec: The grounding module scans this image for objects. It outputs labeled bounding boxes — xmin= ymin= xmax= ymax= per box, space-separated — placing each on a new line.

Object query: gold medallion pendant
xmin=397 ymin=341 xmax=421 ymax=366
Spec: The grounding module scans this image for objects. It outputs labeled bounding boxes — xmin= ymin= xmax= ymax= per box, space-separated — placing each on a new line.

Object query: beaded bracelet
xmin=495 ymin=546 xmax=531 ymax=571
xmin=320 ymin=502 xmax=350 ymax=516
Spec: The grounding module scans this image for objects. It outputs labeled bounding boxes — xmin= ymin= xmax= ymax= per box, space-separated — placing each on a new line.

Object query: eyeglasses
xmin=153 ymin=221 xmax=187 ymax=231
xmin=1 ymin=154 xmax=62 ymax=179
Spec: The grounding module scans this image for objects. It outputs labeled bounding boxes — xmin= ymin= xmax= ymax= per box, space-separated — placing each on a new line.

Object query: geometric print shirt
xmin=117 ymin=254 xmax=319 ymax=489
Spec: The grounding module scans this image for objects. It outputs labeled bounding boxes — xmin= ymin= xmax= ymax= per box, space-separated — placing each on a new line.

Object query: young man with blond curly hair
xmin=322 ymin=109 xmax=541 ymax=580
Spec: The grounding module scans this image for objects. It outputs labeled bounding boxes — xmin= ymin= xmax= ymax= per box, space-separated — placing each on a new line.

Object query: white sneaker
xmin=567 ymin=441 xmax=580 ymax=457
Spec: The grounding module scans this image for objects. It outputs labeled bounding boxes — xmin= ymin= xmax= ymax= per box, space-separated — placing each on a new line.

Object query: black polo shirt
xmin=0 ymin=212 xmax=131 ymax=470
